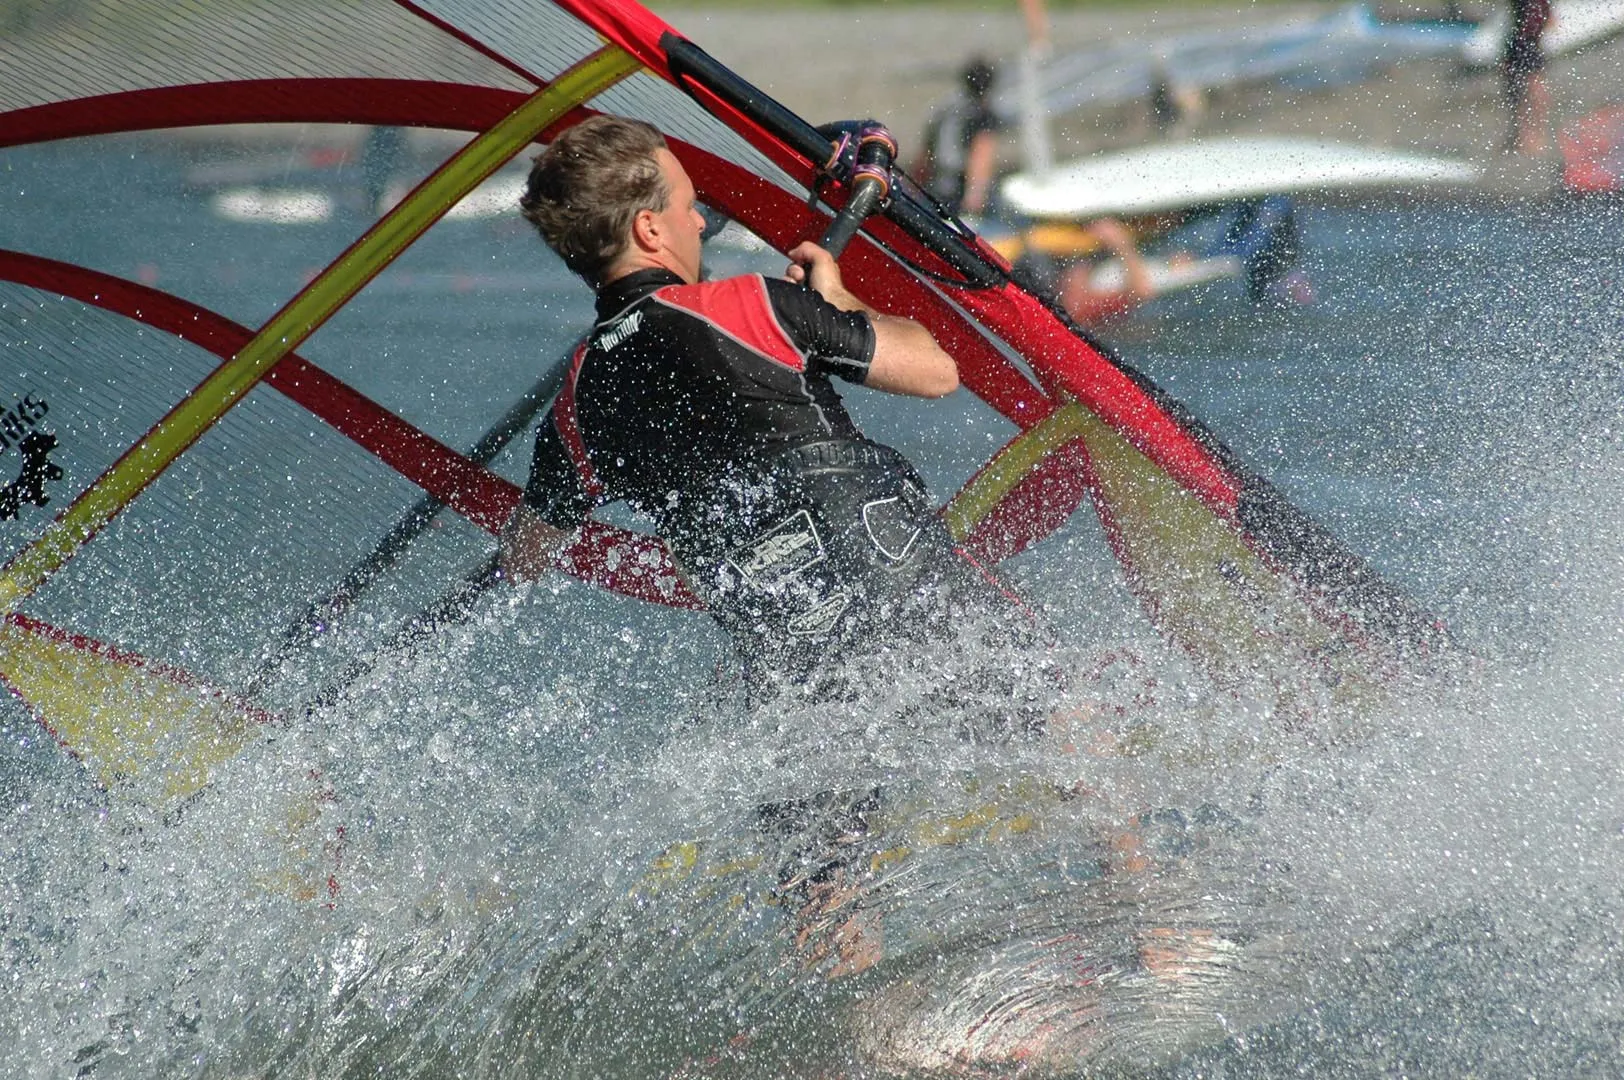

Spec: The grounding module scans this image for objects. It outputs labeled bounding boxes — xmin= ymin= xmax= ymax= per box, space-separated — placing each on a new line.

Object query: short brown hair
xmin=520 ymin=115 xmax=670 ymax=286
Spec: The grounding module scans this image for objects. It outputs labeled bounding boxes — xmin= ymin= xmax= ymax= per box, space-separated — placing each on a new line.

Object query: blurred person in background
xmin=916 ymin=56 xmax=1004 ymax=216
xmin=1054 ymin=218 xmax=1160 ymax=328
xmin=1502 ymin=0 xmax=1553 ymax=155
xmin=1009 ymin=217 xmax=1161 ymax=329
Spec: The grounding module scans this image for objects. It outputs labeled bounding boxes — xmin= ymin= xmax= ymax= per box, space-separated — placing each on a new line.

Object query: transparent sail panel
xmin=409 ymin=1 xmax=809 ymax=198
xmin=0 ymin=0 xmax=531 ymax=113
xmin=0 ymin=282 xmax=498 ymax=703
xmin=393 ymin=0 xmax=608 ymax=84
xmin=595 ymin=70 xmax=808 ymax=199
xmin=0 ymin=291 xmax=215 ymax=562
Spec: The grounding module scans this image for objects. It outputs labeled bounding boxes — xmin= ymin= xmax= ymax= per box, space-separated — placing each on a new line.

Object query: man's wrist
xmin=819 ymin=284 xmax=866 ymax=314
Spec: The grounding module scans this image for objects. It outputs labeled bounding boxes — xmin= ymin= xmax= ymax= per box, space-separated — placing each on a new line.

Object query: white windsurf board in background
xmin=212 ymin=188 xmax=335 ymax=224
xmin=208 ymin=171 xmax=527 ymax=224
xmin=1002 ymin=135 xmax=1479 ymax=219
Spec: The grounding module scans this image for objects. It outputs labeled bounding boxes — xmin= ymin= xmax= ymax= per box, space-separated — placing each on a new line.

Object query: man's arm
xmin=785 ymin=240 xmax=959 ymax=399
xmin=864 ymin=316 xmax=961 ymax=398
xmin=500 ymin=502 xmax=571 ymax=582
xmin=959 ymin=129 xmax=999 ymax=216
xmin=1088 ymin=217 xmax=1155 ymax=303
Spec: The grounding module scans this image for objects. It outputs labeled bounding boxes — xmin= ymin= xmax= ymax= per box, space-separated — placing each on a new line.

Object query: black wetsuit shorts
xmin=672 ymin=436 xmax=1008 ymax=681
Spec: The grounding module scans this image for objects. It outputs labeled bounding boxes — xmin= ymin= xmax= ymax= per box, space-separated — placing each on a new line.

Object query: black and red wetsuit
xmin=523 ymin=268 xmax=1002 ymax=681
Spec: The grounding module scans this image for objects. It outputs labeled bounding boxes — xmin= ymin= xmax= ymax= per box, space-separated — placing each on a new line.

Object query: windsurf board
xmin=1002 ymin=136 xmax=1479 ymax=219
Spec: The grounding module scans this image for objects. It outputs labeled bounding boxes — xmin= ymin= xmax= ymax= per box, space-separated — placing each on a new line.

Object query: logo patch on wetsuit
xmin=728 ymin=509 xmax=825 ymax=589
xmin=594 ymin=309 xmax=643 ymax=352
xmin=786 ymin=590 xmax=850 ymax=637
xmin=861 ymin=495 xmax=922 ymax=562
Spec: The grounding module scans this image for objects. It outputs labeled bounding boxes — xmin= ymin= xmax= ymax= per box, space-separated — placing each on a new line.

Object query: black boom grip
xmin=818 ymin=123 xmax=896 ymax=258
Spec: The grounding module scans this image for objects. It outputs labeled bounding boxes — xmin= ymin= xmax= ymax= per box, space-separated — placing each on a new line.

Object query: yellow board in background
xmin=981 ymin=215 xmax=1186 ymax=263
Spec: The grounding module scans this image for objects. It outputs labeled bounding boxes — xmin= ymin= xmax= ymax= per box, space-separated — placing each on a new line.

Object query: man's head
xmin=520 ymin=115 xmax=705 ymax=287
xmin=962 ymin=57 xmax=997 ymax=102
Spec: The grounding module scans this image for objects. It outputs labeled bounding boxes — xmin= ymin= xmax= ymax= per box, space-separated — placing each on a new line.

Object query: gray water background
xmin=2 ymin=132 xmax=1624 ymax=1076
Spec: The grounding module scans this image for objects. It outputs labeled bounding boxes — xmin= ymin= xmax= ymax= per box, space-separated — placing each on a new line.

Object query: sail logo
xmin=0 ymin=431 xmax=64 ymax=521
xmin=0 ymin=393 xmax=49 ymax=454
xmin=0 ymin=392 xmax=62 ymax=520
xmin=728 ymin=509 xmax=825 ymax=588
xmin=595 ymin=310 xmax=644 ymax=352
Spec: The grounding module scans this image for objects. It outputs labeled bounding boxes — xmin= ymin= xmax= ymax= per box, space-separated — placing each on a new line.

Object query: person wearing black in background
xmin=915 ymin=57 xmax=1004 ymax=216
xmin=1503 ymin=0 xmax=1553 ymax=155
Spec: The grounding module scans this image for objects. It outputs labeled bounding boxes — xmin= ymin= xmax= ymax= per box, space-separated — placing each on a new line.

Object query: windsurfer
xmin=500 ymin=115 xmax=1024 ymax=697
xmin=1057 ymin=217 xmax=1159 ymax=328
xmin=1008 ymin=217 xmax=1163 ymax=328
xmin=1502 ymin=0 xmax=1553 ymax=155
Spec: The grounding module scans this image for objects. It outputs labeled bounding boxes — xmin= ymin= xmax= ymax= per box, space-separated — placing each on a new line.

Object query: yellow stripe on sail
xmin=946 ymin=402 xmax=1390 ymax=715
xmin=0 ymin=46 xmax=641 ymax=612
xmin=1070 ymin=402 xmax=1369 ymax=700
xmin=943 ymin=405 xmax=1088 ymax=542
xmin=1 ymin=615 xmax=346 ymax=902
xmin=0 ymin=619 xmax=259 ymax=800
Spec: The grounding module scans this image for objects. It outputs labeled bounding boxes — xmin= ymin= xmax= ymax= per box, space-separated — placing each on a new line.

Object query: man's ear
xmin=630 ymin=207 xmax=661 ymax=254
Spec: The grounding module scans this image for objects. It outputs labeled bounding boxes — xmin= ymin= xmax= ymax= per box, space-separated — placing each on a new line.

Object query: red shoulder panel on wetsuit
xmin=652 ymin=275 xmax=807 ymax=372
xmin=552 ymin=341 xmax=604 ymax=500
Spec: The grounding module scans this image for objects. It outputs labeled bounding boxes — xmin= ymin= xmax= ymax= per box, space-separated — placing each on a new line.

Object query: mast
xmin=1017 ymin=0 xmax=1053 ymax=175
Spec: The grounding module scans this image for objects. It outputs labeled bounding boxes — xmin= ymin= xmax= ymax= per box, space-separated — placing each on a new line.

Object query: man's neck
xmin=602 ymin=252 xmax=691 ymax=288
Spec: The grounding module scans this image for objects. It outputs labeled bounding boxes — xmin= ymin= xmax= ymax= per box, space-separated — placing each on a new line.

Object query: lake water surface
xmin=3 ymin=133 xmax=1623 ymax=1077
